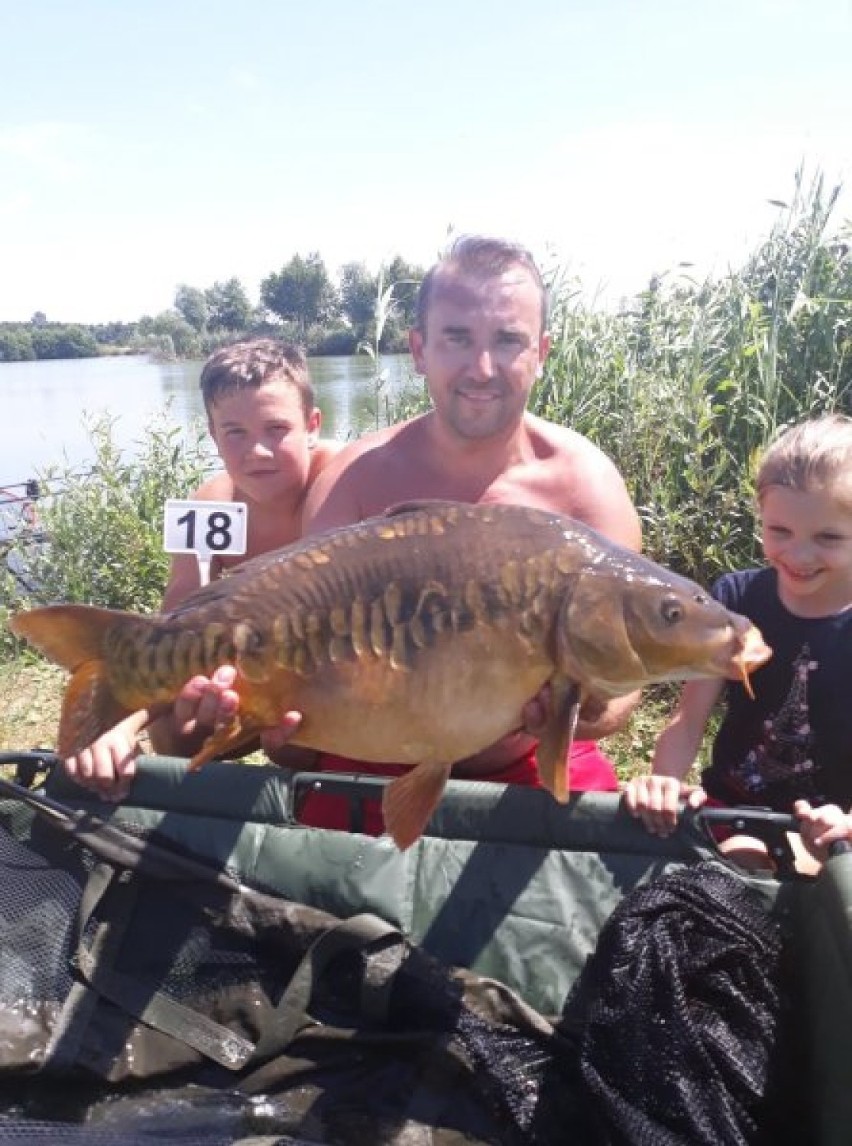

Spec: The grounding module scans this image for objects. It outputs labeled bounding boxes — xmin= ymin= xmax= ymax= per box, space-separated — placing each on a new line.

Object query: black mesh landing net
xmin=558 ymin=862 xmax=801 ymax=1145
xmin=0 ymin=785 xmax=802 ymax=1146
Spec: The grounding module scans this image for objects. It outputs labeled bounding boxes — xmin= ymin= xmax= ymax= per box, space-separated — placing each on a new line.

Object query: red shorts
xmin=296 ymin=740 xmax=618 ymax=834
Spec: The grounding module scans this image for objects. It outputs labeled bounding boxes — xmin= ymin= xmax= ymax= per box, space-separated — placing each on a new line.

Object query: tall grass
xmin=535 ymin=168 xmax=852 ymax=586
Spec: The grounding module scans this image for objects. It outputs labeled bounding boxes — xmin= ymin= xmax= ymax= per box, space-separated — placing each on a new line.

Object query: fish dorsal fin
xmin=382 ymin=499 xmax=468 ymax=519
xmin=10 ymin=604 xmax=137 ymax=672
xmin=381 ymin=760 xmax=454 ymax=850
xmin=535 ymin=672 xmax=580 ymax=804
xmin=58 ymin=661 xmax=134 ymax=757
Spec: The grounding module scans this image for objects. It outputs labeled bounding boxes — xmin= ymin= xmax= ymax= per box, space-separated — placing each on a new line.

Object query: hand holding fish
xmin=520 ymin=685 xmax=636 ymax=744
xmin=171 ymin=665 xmax=241 ymax=741
xmin=63 ymin=710 xmax=147 ymax=802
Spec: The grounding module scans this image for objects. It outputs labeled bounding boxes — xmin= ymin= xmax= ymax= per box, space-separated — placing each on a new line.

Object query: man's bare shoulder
xmin=332 ymin=420 xmax=414 ymax=465
xmin=522 ymin=415 xmax=640 ymax=549
xmin=304 ymin=418 xmax=425 ymax=530
xmin=309 ymin=433 xmax=346 ymax=479
xmin=526 ymin=414 xmax=620 ymax=474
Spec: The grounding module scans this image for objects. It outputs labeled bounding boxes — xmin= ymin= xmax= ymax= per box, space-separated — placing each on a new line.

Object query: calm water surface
xmin=0 ymin=353 xmax=419 ymax=490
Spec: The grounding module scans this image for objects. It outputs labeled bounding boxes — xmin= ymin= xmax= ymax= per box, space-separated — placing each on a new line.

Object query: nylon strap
xmin=254 ymin=911 xmax=404 ymax=1058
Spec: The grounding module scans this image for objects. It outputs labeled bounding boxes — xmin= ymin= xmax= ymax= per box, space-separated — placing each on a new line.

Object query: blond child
xmin=64 ymin=338 xmax=341 ymax=796
xmin=624 ymin=414 xmax=852 ymax=867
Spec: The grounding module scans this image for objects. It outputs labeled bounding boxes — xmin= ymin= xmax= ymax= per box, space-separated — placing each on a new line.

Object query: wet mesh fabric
xmin=560 ymin=861 xmax=793 ymax=1145
xmin=0 ymin=785 xmax=801 ymax=1145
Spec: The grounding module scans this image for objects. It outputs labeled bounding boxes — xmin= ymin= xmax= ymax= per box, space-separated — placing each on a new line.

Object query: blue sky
xmin=1 ymin=0 xmax=849 ymax=323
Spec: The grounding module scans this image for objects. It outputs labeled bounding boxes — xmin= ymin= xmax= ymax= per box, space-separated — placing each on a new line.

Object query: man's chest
xmin=372 ymin=465 xmax=581 ymax=519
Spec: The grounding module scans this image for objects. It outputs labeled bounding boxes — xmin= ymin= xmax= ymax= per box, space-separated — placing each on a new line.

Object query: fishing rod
xmin=0 ymin=478 xmax=42 ymax=506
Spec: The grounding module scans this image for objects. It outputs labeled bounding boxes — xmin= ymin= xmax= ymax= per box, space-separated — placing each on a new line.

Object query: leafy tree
xmin=384 ymin=255 xmax=424 ymax=331
xmin=30 ymin=311 xmax=48 ymax=327
xmin=261 ymin=253 xmax=339 ymax=340
xmin=150 ymin=311 xmax=202 ymax=358
xmin=0 ymin=329 xmax=35 ymax=361
xmin=205 ymin=278 xmax=252 ymax=333
xmin=174 ymin=284 xmax=209 ymax=333
xmin=30 ymin=325 xmax=99 ymax=359
xmin=339 ymin=262 xmax=378 ymax=339
xmin=91 ymin=321 xmax=138 ymax=347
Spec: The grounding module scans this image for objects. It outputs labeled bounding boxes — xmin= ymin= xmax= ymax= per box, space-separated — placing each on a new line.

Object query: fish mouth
xmin=728 ymin=623 xmax=772 ymax=698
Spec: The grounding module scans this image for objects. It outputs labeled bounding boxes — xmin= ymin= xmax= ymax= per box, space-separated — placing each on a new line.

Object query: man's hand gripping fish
xmin=11 ymin=503 xmax=771 ymax=849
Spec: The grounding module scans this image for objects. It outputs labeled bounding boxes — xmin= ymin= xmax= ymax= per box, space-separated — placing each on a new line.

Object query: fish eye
xmin=660 ymin=596 xmax=684 ymax=625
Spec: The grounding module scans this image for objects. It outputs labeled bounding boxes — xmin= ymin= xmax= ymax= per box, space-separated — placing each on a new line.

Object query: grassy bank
xmin=0 ymin=661 xmax=63 ymax=752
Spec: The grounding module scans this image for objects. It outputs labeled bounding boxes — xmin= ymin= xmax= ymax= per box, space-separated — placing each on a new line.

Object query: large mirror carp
xmin=11 ymin=502 xmax=770 ymax=848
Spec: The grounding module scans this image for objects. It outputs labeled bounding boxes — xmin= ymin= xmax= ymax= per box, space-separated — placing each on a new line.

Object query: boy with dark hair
xmin=64 ymin=338 xmax=340 ymax=793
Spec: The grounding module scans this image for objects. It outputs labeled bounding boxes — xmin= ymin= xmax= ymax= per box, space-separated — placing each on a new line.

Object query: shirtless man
xmin=68 ymin=240 xmax=641 ymax=818
xmin=254 ymin=235 xmax=643 ymax=827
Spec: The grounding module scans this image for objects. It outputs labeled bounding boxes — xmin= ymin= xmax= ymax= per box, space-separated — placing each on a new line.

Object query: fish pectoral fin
xmin=58 ymin=661 xmax=134 ymax=757
xmin=190 ymin=717 xmax=260 ymax=771
xmin=382 ymin=760 xmax=453 ymax=851
xmin=535 ymin=673 xmax=580 ymax=804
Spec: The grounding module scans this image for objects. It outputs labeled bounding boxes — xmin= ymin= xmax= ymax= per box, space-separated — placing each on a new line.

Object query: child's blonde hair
xmin=757 ymin=413 xmax=852 ymax=508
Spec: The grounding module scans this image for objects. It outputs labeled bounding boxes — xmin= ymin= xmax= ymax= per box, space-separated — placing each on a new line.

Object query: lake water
xmin=0 ymin=353 xmax=419 ymax=492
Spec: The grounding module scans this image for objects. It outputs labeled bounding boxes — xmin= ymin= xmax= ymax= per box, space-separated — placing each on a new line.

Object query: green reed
xmin=535 ymin=167 xmax=852 ymax=588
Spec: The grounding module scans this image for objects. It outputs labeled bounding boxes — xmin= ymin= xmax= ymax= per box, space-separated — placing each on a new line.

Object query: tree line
xmin=0 ymin=253 xmax=425 ymax=363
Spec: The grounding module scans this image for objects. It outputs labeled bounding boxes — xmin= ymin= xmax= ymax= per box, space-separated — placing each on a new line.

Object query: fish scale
xmin=9 ymin=501 xmax=772 ymax=849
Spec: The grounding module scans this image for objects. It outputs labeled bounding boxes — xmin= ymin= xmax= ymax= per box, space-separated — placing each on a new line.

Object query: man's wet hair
xmin=414 ymin=235 xmax=550 ymax=336
xmin=199 ymin=339 xmax=315 ymax=420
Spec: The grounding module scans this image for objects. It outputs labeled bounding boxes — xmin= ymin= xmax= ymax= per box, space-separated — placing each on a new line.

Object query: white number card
xmin=163 ymin=500 xmax=248 ymax=559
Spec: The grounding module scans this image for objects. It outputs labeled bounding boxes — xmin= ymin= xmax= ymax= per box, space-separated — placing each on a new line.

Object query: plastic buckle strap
xmin=76 ymin=945 xmax=255 ymax=1070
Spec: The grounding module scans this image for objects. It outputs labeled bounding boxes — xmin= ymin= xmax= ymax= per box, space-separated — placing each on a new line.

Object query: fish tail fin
xmin=382 ymin=760 xmax=453 ymax=850
xmin=10 ymin=604 xmax=149 ymax=757
xmin=57 ymin=660 xmax=135 ymax=757
xmin=535 ymin=673 xmax=580 ymax=804
xmin=10 ymin=603 xmax=136 ymax=670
